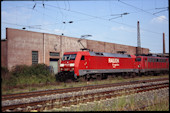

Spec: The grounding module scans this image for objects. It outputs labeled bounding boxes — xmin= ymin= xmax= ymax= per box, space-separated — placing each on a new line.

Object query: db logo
xmin=108 ymin=58 xmax=120 ymax=68
xmin=112 ymin=63 xmax=120 ymax=68
xmin=108 ymin=58 xmax=119 ymax=63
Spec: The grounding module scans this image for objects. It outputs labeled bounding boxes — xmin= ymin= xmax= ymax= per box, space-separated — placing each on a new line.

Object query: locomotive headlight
xmin=71 ymin=68 xmax=74 ymax=71
xmin=70 ymin=63 xmax=75 ymax=67
xmin=60 ymin=68 xmax=63 ymax=71
xmin=60 ymin=64 xmax=64 ymax=67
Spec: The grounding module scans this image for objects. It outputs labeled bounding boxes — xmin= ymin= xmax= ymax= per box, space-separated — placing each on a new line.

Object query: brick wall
xmin=2 ymin=28 xmax=150 ymax=70
xmin=1 ymin=40 xmax=7 ymax=67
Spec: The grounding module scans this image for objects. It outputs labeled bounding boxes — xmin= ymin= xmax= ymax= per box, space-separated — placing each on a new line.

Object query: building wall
xmin=86 ymin=40 xmax=149 ymax=55
xmin=2 ymin=28 xmax=149 ymax=70
xmin=4 ymin=28 xmax=89 ymax=70
xmin=43 ymin=33 xmax=61 ymax=66
xmin=6 ymin=28 xmax=45 ymax=70
xmin=62 ymin=36 xmax=87 ymax=54
xmin=141 ymin=48 xmax=150 ymax=54
xmin=1 ymin=40 xmax=7 ymax=67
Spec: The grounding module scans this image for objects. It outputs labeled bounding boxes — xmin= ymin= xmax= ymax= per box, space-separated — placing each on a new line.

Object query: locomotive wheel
xmin=102 ymin=74 xmax=108 ymax=79
xmin=96 ymin=74 xmax=102 ymax=80
xmin=111 ymin=74 xmax=117 ymax=78
xmin=56 ymin=72 xmax=66 ymax=82
xmin=77 ymin=76 xmax=86 ymax=82
xmin=56 ymin=72 xmax=63 ymax=82
xmin=153 ymin=72 xmax=158 ymax=76
xmin=56 ymin=72 xmax=76 ymax=82
xmin=145 ymin=72 xmax=149 ymax=76
xmin=85 ymin=74 xmax=91 ymax=81
xmin=131 ymin=72 xmax=136 ymax=78
xmin=148 ymin=71 xmax=153 ymax=76
xmin=123 ymin=73 xmax=129 ymax=79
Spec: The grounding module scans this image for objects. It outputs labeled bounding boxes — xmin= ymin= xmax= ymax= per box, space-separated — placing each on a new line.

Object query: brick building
xmin=1 ymin=28 xmax=149 ymax=74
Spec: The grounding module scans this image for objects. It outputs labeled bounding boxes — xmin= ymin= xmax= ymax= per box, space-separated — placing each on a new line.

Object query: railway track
xmin=2 ymin=77 xmax=169 ymax=112
xmin=2 ymin=77 xmax=168 ymax=101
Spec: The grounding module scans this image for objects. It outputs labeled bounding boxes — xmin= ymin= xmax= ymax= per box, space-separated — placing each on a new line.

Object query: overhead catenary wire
xmin=14 ymin=6 xmax=160 ymax=27
xmin=118 ymin=0 xmax=168 ymax=21
xmin=4 ymin=1 xmax=168 ymax=37
xmin=2 ymin=1 xmax=169 ymax=38
xmin=2 ymin=2 xmax=64 ymax=31
xmin=5 ymin=1 xmax=166 ymax=37
xmin=2 ymin=21 xmax=65 ymax=35
xmin=42 ymin=2 xmax=168 ymax=37
xmin=153 ymin=7 xmax=169 ymax=15
xmin=1 ymin=0 xmax=167 ymax=50
xmin=109 ymin=12 xmax=129 ymax=20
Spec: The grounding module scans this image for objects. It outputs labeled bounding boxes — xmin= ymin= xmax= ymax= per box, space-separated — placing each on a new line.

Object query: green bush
xmin=1 ymin=66 xmax=10 ymax=79
xmin=11 ymin=65 xmax=30 ymax=77
xmin=1 ymin=66 xmax=13 ymax=86
xmin=11 ymin=64 xmax=51 ymax=77
xmin=1 ymin=66 xmax=9 ymax=73
xmin=2 ymin=64 xmax=55 ymax=87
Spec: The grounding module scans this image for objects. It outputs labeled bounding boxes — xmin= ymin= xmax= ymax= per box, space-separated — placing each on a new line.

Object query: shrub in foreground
xmin=2 ymin=64 xmax=55 ymax=87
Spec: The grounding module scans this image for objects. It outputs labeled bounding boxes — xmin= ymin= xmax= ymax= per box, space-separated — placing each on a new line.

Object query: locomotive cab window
xmin=135 ymin=58 xmax=141 ymax=62
xmin=81 ymin=55 xmax=85 ymax=60
xmin=62 ymin=54 xmax=77 ymax=60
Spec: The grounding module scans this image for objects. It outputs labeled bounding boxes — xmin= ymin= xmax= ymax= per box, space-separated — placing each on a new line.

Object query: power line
xmin=46 ymin=3 xmax=168 ymax=37
xmin=2 ymin=22 xmax=42 ymax=30
xmin=29 ymin=2 xmax=168 ymax=37
xmin=1 ymin=3 xmax=33 ymax=10
xmin=2 ymin=1 xmax=168 ymax=38
xmin=118 ymin=0 xmax=168 ymax=21
xmin=109 ymin=12 xmax=129 ymax=20
xmin=2 ymin=21 xmax=66 ymax=35
xmin=153 ymin=7 xmax=169 ymax=15
xmin=2 ymin=3 xmax=72 ymax=32
xmin=21 ymin=2 xmax=169 ymax=37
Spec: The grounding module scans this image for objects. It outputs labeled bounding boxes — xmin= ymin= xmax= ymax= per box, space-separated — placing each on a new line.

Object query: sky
xmin=1 ymin=0 xmax=169 ymax=53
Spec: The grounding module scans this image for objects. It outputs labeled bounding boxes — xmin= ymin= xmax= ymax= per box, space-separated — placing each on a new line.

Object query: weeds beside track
xmin=2 ymin=77 xmax=169 ymax=112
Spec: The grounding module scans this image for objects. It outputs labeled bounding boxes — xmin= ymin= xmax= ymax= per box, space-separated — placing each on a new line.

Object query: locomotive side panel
xmin=137 ymin=56 xmax=169 ymax=73
xmin=78 ymin=55 xmax=136 ymax=76
xmin=58 ymin=51 xmax=169 ymax=81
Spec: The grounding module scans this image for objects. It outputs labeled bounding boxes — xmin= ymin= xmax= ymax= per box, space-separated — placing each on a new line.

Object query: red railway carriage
xmin=136 ymin=55 xmax=169 ymax=74
xmin=58 ymin=51 xmax=137 ymax=80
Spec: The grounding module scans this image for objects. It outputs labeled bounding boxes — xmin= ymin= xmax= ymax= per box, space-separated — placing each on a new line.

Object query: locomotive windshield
xmin=62 ymin=54 xmax=77 ymax=60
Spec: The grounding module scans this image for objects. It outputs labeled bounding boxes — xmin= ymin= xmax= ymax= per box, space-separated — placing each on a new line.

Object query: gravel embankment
xmin=2 ymin=80 xmax=168 ymax=107
xmin=50 ymin=87 xmax=169 ymax=111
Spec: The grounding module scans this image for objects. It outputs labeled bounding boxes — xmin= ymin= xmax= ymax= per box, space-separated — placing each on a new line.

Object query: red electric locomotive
xmin=56 ymin=51 xmax=169 ymax=81
xmin=57 ymin=51 xmax=138 ymax=81
xmin=135 ymin=55 xmax=169 ymax=75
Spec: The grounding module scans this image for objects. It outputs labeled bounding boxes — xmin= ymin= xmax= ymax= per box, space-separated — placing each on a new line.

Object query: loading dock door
xmin=49 ymin=58 xmax=59 ymax=74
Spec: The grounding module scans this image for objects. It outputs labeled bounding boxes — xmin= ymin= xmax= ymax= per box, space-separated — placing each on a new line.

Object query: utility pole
xmin=137 ymin=21 xmax=141 ymax=55
xmin=163 ymin=32 xmax=165 ymax=54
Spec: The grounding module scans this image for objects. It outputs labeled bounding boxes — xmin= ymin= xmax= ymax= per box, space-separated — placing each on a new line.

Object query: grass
xmin=1 ymin=64 xmax=56 ymax=95
xmin=1 ymin=74 xmax=169 ymax=95
xmin=53 ymin=88 xmax=169 ymax=111
xmin=143 ymin=99 xmax=169 ymax=111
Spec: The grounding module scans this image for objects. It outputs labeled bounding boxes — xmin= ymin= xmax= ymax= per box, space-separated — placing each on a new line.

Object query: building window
xmin=32 ymin=51 xmax=38 ymax=65
xmin=50 ymin=52 xmax=60 ymax=56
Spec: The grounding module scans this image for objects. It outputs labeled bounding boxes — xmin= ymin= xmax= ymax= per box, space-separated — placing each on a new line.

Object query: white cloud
xmin=2 ymin=8 xmax=32 ymax=24
xmin=111 ymin=26 xmax=135 ymax=32
xmin=151 ymin=15 xmax=167 ymax=23
xmin=54 ymin=29 xmax=66 ymax=34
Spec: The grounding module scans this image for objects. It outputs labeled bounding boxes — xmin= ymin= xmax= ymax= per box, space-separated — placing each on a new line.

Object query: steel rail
xmin=2 ymin=77 xmax=168 ymax=101
xmin=2 ymin=80 xmax=169 ymax=112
